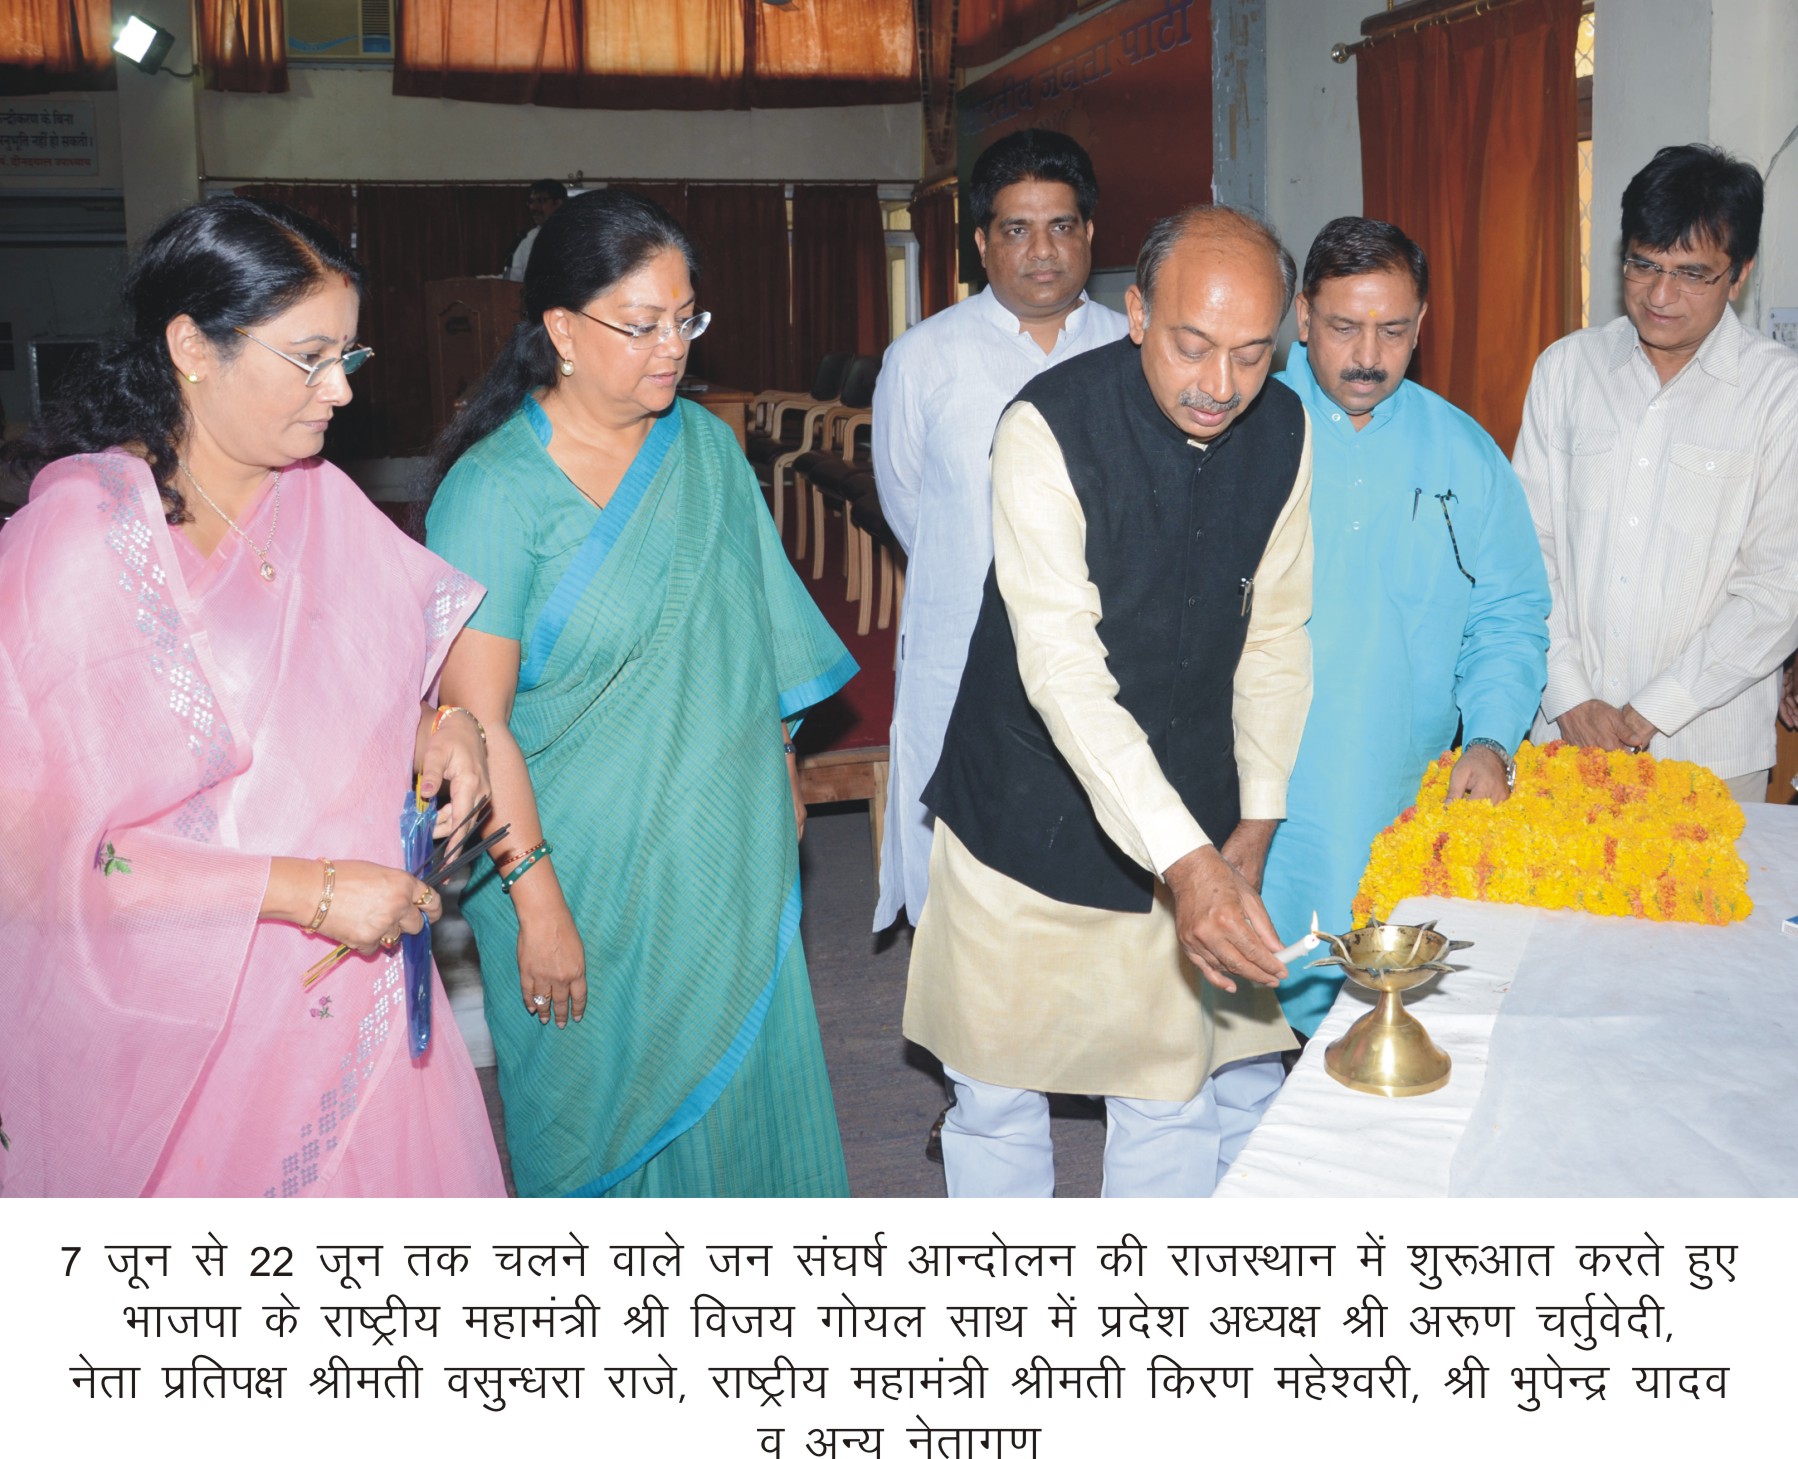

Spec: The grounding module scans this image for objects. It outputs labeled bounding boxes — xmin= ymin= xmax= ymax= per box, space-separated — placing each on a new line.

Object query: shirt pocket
xmin=1667 ymin=442 xmax=1754 ymax=483
xmin=1662 ymin=442 xmax=1755 ymax=550
xmin=1565 ymin=428 xmax=1617 ymax=513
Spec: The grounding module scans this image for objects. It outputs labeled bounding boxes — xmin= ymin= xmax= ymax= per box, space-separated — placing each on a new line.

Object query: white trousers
xmin=1724 ymin=769 xmax=1771 ymax=805
xmin=939 ymin=1054 xmax=1285 ymax=1198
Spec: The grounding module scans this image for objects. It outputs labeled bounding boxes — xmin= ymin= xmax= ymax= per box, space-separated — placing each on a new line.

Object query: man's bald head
xmin=1124 ymin=206 xmax=1296 ymax=440
xmin=1134 ymin=205 xmax=1297 ymax=324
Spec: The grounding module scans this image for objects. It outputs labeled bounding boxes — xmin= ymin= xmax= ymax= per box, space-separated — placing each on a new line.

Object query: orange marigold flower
xmin=1352 ymin=745 xmax=1750 ymax=927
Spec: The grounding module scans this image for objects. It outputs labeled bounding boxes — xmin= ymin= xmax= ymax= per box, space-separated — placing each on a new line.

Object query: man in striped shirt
xmin=1514 ymin=144 xmax=1798 ymax=801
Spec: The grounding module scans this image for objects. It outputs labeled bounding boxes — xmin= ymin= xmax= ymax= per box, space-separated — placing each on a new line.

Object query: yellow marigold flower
xmin=1353 ymin=742 xmax=1752 ymax=927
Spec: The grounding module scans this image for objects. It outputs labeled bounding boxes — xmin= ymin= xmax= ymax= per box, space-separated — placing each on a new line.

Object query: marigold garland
xmin=1352 ymin=741 xmax=1751 ymax=927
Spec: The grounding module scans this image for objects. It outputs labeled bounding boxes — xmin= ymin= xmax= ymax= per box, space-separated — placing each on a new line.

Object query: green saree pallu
xmin=428 ymin=400 xmax=856 ymax=1197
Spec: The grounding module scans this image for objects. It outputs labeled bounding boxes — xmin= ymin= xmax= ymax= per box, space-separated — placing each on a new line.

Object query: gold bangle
xmin=305 ymin=858 xmax=336 ymax=933
xmin=491 ymin=839 xmax=537 ymax=873
xmin=432 ymin=703 xmax=486 ymax=746
xmin=500 ymin=842 xmax=552 ymax=895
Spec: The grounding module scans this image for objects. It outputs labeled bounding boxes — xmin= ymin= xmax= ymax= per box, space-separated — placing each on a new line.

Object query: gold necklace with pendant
xmin=179 ymin=459 xmax=281 ymax=583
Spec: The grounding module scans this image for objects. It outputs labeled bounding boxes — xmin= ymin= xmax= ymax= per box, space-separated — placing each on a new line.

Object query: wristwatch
xmin=1463 ymin=737 xmax=1516 ymax=791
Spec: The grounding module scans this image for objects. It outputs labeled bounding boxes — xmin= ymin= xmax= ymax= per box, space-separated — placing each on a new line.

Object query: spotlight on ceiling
xmin=113 ymin=15 xmax=178 ymax=75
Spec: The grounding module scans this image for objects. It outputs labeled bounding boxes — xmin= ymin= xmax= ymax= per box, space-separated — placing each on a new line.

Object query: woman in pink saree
xmin=0 ymin=197 xmax=505 ymax=1197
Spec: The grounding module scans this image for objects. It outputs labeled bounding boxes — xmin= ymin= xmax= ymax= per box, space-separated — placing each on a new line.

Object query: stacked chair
xmin=790 ymin=354 xmax=905 ymax=644
xmin=747 ymin=352 xmax=852 ymax=551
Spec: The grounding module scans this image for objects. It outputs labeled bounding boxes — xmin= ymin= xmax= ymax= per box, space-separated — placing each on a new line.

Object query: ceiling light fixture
xmin=113 ymin=15 xmax=193 ymax=77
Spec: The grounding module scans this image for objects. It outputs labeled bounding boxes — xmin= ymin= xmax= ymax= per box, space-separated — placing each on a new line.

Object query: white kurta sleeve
xmin=1513 ymin=346 xmax=1597 ymax=722
xmin=991 ymin=402 xmax=1209 ymax=877
xmin=1232 ymin=414 xmax=1314 ymax=819
xmin=871 ymin=343 xmax=926 ymax=556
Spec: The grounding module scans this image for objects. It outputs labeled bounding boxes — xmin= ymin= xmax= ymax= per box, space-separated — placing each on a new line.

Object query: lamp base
xmin=1324 ymin=992 xmax=1451 ymax=1097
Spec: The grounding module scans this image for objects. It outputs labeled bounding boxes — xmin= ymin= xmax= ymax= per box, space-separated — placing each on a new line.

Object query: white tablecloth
xmin=1218 ymin=803 xmax=1798 ymax=1197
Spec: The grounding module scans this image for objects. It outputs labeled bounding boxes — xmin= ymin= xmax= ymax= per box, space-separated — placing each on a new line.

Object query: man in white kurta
xmin=1514 ymin=144 xmax=1798 ymax=801
xmin=872 ymin=131 xmax=1128 ymax=931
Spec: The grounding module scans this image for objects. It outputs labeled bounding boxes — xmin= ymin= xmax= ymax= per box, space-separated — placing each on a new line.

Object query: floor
xmin=437 ymin=803 xmax=1109 ymax=1198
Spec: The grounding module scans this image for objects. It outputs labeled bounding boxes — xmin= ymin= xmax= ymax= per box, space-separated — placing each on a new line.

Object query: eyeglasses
xmin=1621 ymin=255 xmax=1731 ymax=294
xmin=234 ymin=327 xmax=375 ymax=386
xmin=577 ymin=309 xmax=712 ymax=351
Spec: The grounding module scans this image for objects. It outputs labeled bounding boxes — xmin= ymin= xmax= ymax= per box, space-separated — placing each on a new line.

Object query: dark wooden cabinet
xmin=423 ymin=278 xmax=524 ymax=438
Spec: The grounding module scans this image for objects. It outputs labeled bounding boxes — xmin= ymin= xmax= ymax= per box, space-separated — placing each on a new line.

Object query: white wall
xmin=199 ymin=68 xmax=921 ymax=184
xmin=1590 ymin=0 xmax=1714 ymax=326
xmin=1709 ymin=0 xmax=1798 ymax=335
xmin=1264 ymin=0 xmax=1367 ymax=350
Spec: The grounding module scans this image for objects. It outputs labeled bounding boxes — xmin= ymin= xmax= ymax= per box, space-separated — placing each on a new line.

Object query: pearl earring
xmin=185 ymin=372 xmax=201 ymax=384
xmin=558 ymin=358 xmax=575 ymax=377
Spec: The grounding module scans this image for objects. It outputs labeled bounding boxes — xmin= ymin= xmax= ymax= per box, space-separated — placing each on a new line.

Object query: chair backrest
xmin=837 ymin=354 xmax=881 ymax=410
xmin=810 ymin=351 xmax=852 ymax=400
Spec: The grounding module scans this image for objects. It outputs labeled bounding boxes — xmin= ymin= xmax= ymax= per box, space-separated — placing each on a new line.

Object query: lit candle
xmin=1275 ymin=911 xmax=1322 ymax=964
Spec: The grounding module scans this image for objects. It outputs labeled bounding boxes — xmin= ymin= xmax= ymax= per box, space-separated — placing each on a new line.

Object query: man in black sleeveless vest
xmin=904 ymin=207 xmax=1314 ymax=1197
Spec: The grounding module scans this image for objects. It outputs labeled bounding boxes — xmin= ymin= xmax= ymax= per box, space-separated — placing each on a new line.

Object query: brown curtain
xmin=395 ymin=0 xmax=747 ymax=109
xmin=791 ymin=184 xmax=888 ymax=382
xmin=750 ymin=0 xmax=918 ymax=108
xmin=0 ymin=0 xmax=113 ymax=94
xmin=1358 ymin=0 xmax=1580 ymax=454
xmin=396 ymin=0 xmax=920 ymax=109
xmin=339 ymin=185 xmax=526 ymax=457
xmin=199 ymin=0 xmax=288 ymax=93
xmin=685 ymin=184 xmax=798 ymax=392
xmin=235 ymin=183 xmax=357 ymax=249
xmin=611 ymin=182 xmax=690 ymax=229
xmin=957 ymin=0 xmax=1078 ymax=68
xmin=913 ymin=185 xmax=958 ymax=319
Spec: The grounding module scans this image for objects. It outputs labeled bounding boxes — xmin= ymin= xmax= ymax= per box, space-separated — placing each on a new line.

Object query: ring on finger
xmin=414 ymin=890 xmax=434 ymax=908
xmin=531 ymin=994 xmax=548 ymax=1009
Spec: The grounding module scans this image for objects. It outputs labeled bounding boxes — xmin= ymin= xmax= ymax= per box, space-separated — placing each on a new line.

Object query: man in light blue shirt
xmin=1261 ymin=217 xmax=1551 ymax=1040
xmin=872 ymin=131 xmax=1129 ymax=932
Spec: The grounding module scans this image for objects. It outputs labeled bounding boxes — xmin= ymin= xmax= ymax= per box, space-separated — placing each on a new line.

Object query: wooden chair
xmin=790 ymin=354 xmax=880 ymax=582
xmin=748 ymin=352 xmax=852 ymax=547
xmin=844 ymin=472 xmax=906 ymax=643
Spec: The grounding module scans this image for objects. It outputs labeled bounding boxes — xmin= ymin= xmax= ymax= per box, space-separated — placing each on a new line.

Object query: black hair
xmin=11 ymin=195 xmax=363 ymax=523
xmin=529 ymin=179 xmax=569 ymax=202
xmin=1135 ymin=204 xmax=1298 ymax=319
xmin=968 ymin=129 xmax=1099 ymax=232
xmin=1621 ymin=144 xmax=1763 ymax=278
xmin=1301 ymin=216 xmax=1429 ymax=302
xmin=424 ymin=188 xmax=698 ymax=493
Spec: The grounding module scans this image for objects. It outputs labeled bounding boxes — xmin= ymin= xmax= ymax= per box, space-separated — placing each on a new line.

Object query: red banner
xmin=956 ymin=0 xmax=1213 ymax=276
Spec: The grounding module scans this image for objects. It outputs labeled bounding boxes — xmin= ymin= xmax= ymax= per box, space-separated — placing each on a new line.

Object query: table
xmin=1218 ymin=803 xmax=1798 ymax=1197
xmin=680 ymin=384 xmax=755 ymax=452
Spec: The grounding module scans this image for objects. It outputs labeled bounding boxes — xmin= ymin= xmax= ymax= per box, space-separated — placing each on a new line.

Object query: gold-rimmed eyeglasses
xmin=1621 ymin=255 xmax=1731 ymax=294
xmin=234 ymin=327 xmax=375 ymax=386
xmin=577 ymin=308 xmax=712 ymax=351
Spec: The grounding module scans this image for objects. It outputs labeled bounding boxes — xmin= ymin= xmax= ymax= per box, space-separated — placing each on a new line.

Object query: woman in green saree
xmin=424 ymin=190 xmax=855 ymax=1197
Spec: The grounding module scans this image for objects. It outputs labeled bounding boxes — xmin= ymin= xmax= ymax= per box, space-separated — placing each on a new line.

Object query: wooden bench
xmin=797 ymin=745 xmax=889 ymax=876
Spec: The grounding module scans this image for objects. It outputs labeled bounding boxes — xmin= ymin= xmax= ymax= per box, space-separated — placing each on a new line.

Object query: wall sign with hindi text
xmin=0 ymin=102 xmax=100 ymax=177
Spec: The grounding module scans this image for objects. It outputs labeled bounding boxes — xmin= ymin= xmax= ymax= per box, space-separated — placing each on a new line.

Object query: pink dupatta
xmin=0 ymin=451 xmax=504 ymax=1197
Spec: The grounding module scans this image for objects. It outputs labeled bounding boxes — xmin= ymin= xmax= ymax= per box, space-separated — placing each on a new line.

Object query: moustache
xmin=1178 ymin=388 xmax=1241 ymax=414
xmin=1339 ymin=366 xmax=1388 ymax=384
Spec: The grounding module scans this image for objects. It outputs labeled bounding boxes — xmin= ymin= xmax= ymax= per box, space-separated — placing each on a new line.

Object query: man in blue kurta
xmin=1261 ymin=217 xmax=1551 ymax=1039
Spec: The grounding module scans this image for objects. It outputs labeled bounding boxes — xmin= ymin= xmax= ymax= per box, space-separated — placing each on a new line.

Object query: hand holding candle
xmin=1276 ymin=911 xmax=1322 ymax=964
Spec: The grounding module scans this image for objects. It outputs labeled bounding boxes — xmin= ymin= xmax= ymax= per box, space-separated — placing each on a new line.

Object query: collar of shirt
xmin=1283 ymin=341 xmax=1408 ymax=438
xmin=974 ymin=284 xmax=1095 ymax=346
xmin=1607 ymin=301 xmax=1744 ymax=389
